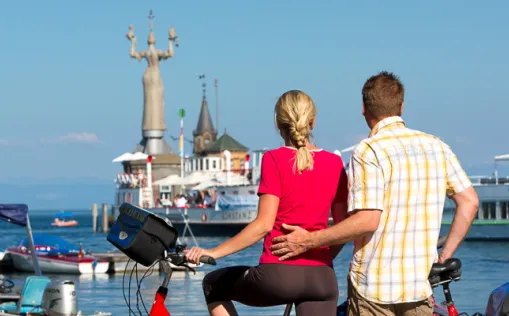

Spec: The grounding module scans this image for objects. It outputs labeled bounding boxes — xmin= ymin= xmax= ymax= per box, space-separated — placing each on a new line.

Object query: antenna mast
xmin=215 ymin=78 xmax=219 ymax=133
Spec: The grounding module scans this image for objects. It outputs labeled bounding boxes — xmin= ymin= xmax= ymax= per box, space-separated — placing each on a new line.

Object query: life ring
xmin=201 ymin=213 xmax=208 ymax=222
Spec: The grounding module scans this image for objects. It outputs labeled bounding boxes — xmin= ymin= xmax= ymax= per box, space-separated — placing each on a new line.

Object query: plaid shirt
xmin=347 ymin=116 xmax=471 ymax=304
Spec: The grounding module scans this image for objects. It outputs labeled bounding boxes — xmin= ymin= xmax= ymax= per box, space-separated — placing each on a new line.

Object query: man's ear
xmin=399 ymin=102 xmax=404 ymax=116
xmin=362 ymin=103 xmax=367 ymax=116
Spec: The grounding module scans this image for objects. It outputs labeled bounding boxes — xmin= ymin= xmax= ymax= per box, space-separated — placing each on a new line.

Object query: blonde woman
xmin=186 ymin=90 xmax=348 ymax=316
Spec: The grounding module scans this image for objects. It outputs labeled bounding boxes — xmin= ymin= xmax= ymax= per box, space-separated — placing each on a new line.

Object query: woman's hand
xmin=185 ymin=247 xmax=216 ymax=265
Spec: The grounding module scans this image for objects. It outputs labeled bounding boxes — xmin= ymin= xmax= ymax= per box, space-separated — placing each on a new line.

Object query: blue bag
xmin=107 ymin=203 xmax=178 ymax=267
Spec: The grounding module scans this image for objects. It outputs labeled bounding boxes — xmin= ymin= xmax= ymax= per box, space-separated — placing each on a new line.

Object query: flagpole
xmin=178 ymin=109 xmax=186 ymax=185
xmin=180 ymin=118 xmax=184 ymax=179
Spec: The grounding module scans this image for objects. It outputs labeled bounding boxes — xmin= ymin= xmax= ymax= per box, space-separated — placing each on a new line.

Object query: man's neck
xmin=368 ymin=116 xmax=406 ymax=137
xmin=367 ymin=116 xmax=385 ymax=130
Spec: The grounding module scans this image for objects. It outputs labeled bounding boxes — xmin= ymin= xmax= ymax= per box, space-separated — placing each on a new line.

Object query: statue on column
xmin=126 ymin=10 xmax=178 ymax=155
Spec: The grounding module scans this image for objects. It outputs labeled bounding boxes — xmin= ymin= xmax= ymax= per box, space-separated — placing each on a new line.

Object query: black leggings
xmin=202 ymin=264 xmax=339 ymax=316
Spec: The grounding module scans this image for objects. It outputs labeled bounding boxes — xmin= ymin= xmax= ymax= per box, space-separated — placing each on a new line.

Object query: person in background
xmin=176 ymin=194 xmax=187 ymax=208
xmin=195 ymin=191 xmax=204 ymax=206
xmin=136 ymin=169 xmax=145 ymax=188
xmin=270 ymin=72 xmax=479 ymax=316
xmin=186 ymin=194 xmax=193 ymax=206
xmin=204 ymin=191 xmax=212 ymax=207
xmin=185 ymin=90 xmax=349 ymax=316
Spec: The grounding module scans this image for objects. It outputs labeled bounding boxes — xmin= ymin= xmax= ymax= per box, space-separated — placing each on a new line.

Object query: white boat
xmin=6 ymin=234 xmax=109 ymax=274
xmin=441 ymin=153 xmax=509 ymax=240
xmin=8 ymin=250 xmax=109 ymax=274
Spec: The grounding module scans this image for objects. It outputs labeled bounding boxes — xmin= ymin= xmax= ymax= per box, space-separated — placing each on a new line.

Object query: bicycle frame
xmin=431 ymin=278 xmax=485 ymax=316
xmin=149 ymin=259 xmax=174 ymax=316
xmin=430 ymin=259 xmax=487 ymax=316
xmin=432 ymin=282 xmax=462 ymax=316
xmin=147 ymin=246 xmax=216 ymax=316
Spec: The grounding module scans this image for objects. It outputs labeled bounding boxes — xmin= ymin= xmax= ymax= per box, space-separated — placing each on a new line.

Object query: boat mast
xmin=25 ymin=215 xmax=42 ymax=276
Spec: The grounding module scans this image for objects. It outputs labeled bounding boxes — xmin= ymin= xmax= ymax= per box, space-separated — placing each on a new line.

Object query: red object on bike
xmin=149 ymin=289 xmax=170 ymax=316
xmin=447 ymin=304 xmax=459 ymax=316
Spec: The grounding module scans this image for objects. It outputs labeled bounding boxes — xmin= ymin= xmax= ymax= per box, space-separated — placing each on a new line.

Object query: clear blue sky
xmin=0 ymin=0 xmax=508 ymax=184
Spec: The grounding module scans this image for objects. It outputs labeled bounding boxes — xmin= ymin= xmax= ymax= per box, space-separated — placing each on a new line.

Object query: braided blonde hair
xmin=275 ymin=90 xmax=317 ymax=174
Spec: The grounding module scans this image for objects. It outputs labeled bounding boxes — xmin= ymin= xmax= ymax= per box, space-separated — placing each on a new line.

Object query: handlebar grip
xmin=199 ymin=256 xmax=217 ymax=265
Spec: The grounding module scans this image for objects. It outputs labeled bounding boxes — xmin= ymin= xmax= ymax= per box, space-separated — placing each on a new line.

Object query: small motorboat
xmin=51 ymin=211 xmax=79 ymax=227
xmin=6 ymin=234 xmax=109 ymax=274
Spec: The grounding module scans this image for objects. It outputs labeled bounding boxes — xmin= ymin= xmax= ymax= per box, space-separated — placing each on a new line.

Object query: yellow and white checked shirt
xmin=347 ymin=116 xmax=471 ymax=304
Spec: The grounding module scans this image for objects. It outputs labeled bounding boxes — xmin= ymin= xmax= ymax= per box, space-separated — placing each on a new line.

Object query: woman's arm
xmin=329 ymin=201 xmax=347 ymax=258
xmin=329 ymin=164 xmax=349 ymax=259
xmin=211 ymin=194 xmax=279 ymax=259
xmin=185 ymin=194 xmax=279 ymax=264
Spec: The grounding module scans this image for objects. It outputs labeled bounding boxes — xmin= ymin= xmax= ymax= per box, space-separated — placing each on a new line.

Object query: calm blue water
xmin=0 ymin=209 xmax=507 ymax=315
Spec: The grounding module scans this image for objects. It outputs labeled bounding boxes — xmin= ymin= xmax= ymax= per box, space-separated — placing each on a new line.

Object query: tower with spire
xmin=193 ymin=74 xmax=217 ymax=155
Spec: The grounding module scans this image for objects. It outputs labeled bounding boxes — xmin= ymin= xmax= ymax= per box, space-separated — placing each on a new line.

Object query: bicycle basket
xmin=107 ymin=203 xmax=178 ymax=267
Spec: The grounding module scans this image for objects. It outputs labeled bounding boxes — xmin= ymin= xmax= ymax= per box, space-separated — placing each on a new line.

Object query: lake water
xmin=0 ymin=209 xmax=507 ymax=315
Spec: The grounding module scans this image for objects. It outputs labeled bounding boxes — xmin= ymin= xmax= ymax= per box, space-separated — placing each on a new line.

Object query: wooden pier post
xmin=92 ymin=203 xmax=98 ymax=233
xmin=102 ymin=203 xmax=108 ymax=233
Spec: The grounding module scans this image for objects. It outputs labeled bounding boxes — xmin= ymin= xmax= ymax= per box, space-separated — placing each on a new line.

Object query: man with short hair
xmin=270 ymin=71 xmax=479 ymax=315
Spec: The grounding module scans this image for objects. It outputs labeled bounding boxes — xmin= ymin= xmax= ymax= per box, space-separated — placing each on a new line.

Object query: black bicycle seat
xmin=428 ymin=258 xmax=462 ymax=287
xmin=429 ymin=258 xmax=461 ymax=276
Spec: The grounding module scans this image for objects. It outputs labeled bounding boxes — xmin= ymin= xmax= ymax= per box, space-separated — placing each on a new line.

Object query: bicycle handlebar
xmin=165 ymin=245 xmax=217 ymax=268
xmin=199 ymin=256 xmax=217 ymax=265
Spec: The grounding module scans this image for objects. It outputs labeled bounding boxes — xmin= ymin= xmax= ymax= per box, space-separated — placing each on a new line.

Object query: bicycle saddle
xmin=428 ymin=258 xmax=462 ymax=287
